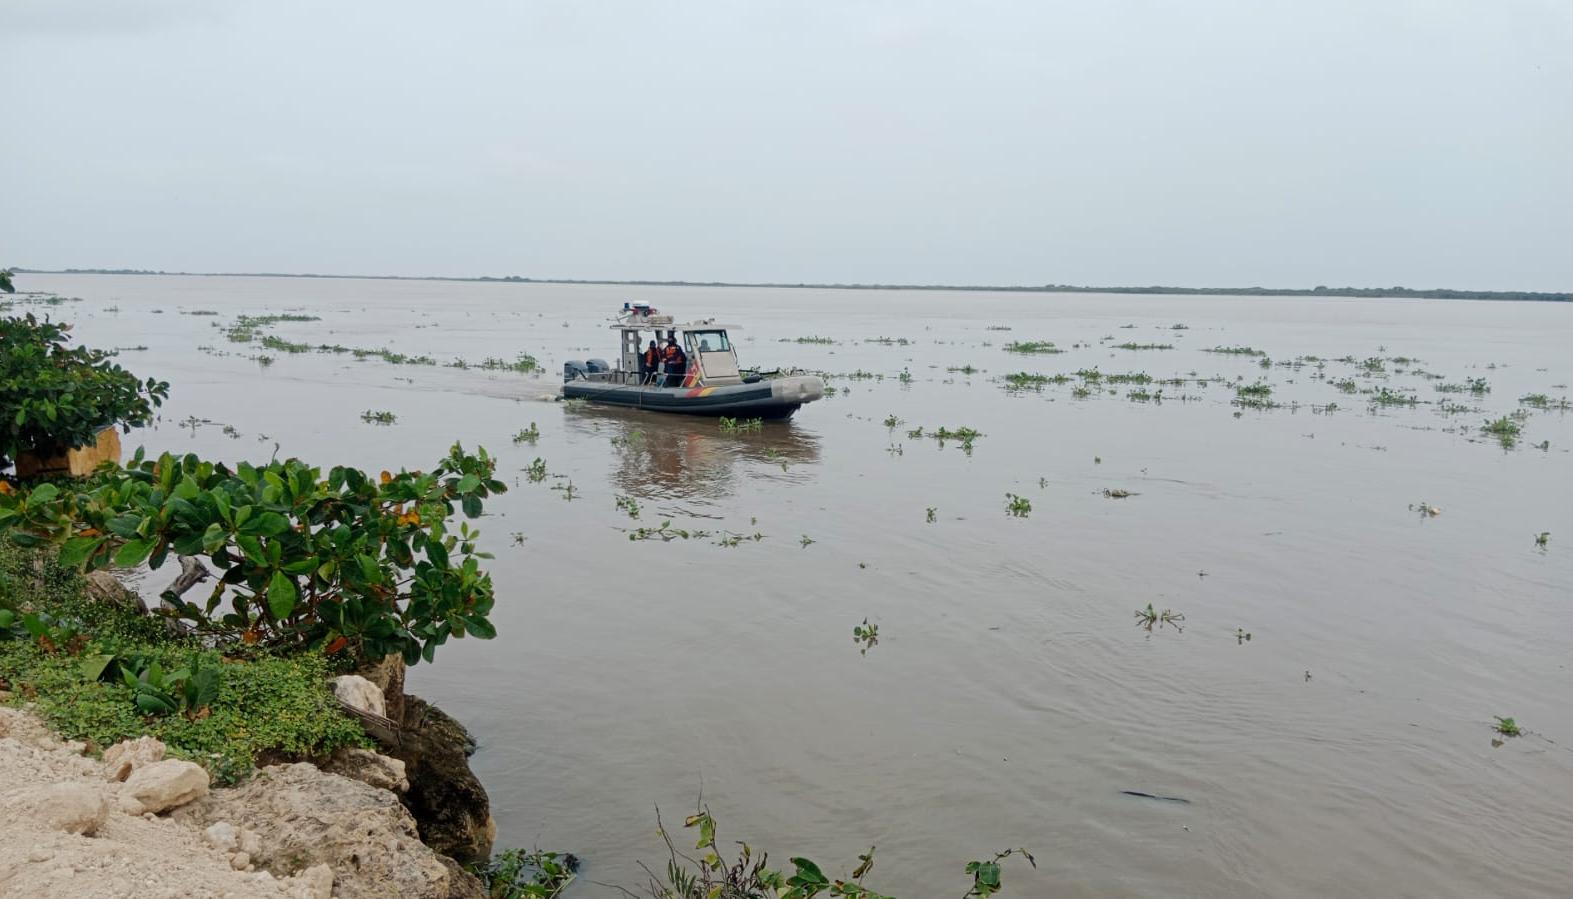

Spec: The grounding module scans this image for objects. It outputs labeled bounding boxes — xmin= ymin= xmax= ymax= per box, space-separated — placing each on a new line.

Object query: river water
xmin=14 ymin=274 xmax=1573 ymax=897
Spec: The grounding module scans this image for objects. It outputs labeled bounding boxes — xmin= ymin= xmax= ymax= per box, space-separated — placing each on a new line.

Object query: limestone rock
xmin=331 ymin=675 xmax=386 ymax=717
xmin=290 ymin=864 xmax=335 ymax=899
xmin=83 ymin=569 xmax=149 ymax=614
xmin=231 ymin=851 xmax=252 ymax=870
xmin=320 ymin=746 xmax=409 ymax=792
xmin=392 ymin=695 xmax=493 ymax=863
xmin=205 ymin=821 xmax=239 ymax=851
xmin=3 ymin=782 xmax=111 ymax=835
xmin=119 ymin=759 xmax=210 ymax=814
xmin=355 ymin=653 xmax=407 ymax=723
xmin=171 ymin=762 xmax=454 ymax=898
xmin=102 ymin=735 xmax=167 ymax=781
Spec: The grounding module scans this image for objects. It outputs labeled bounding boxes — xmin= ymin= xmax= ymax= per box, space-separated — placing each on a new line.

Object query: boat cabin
xmin=608 ymin=303 xmax=742 ymax=387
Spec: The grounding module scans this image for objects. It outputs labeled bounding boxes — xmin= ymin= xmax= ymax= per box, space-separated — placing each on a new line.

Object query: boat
xmin=560 ymin=304 xmax=824 ymax=418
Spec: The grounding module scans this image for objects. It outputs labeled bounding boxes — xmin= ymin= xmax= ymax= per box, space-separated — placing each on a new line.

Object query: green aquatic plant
xmin=552 ymin=481 xmax=578 ymax=501
xmin=926 ymin=507 xmax=937 ymax=523
xmin=526 ymin=457 xmax=548 ymax=482
xmin=1233 ymin=383 xmax=1277 ymax=409
xmin=1203 ymin=346 xmax=1266 ymax=356
xmin=1005 ymin=494 xmax=1031 ymax=517
xmin=474 ymin=847 xmax=578 ymax=899
xmin=783 ymin=336 xmax=836 ymax=345
xmin=800 ymin=534 xmax=816 ymax=548
xmin=1535 ymin=532 xmax=1550 ymax=547
xmin=718 ymin=417 xmax=764 ymax=434
xmin=512 ymin=423 xmax=540 ymax=444
xmin=852 ymin=617 xmax=879 ymax=655
xmin=1369 ymin=388 xmax=1419 ymax=407
xmin=1493 ymin=716 xmax=1521 ymax=737
xmin=627 ymin=520 xmax=712 ymax=542
xmin=1003 ymin=340 xmax=1062 ymax=355
xmin=946 ymin=364 xmax=979 ymax=375
xmin=478 ymin=354 xmax=541 ymax=373
xmin=1481 ymin=416 xmax=1521 ymax=446
xmin=615 ymin=494 xmax=641 ymax=519
xmin=360 ymin=409 xmax=397 ymax=424
xmin=897 ymin=369 xmax=913 ymax=385
xmin=1134 ymin=604 xmax=1184 ymax=632
xmin=1112 ymin=342 xmax=1174 ymax=351
xmin=883 ymin=414 xmax=903 ymax=429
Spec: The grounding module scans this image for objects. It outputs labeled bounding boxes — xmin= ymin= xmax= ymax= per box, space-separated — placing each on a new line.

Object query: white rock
xmin=230 ymin=851 xmax=252 ymax=871
xmin=102 ymin=735 xmax=167 ymax=782
xmin=238 ymin=827 xmax=263 ymax=858
xmin=320 ymin=746 xmax=409 ymax=792
xmin=292 ymin=863 xmax=335 ymax=899
xmin=330 ymin=675 xmax=386 ymax=717
xmin=3 ymin=782 xmax=111 ymax=836
xmin=206 ymin=821 xmax=240 ymax=851
xmin=119 ymin=759 xmax=211 ymax=814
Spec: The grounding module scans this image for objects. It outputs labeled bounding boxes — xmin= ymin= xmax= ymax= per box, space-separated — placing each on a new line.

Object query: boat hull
xmin=562 ymin=375 xmax=824 ymax=418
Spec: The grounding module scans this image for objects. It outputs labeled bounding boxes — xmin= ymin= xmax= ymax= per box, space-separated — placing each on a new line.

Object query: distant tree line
xmin=17 ymin=268 xmax=1569 ymax=302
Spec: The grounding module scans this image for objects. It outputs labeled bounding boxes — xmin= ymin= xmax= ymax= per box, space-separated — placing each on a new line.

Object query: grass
xmin=0 ymin=544 xmax=365 ymax=781
xmin=1003 ymin=340 xmax=1063 ymax=355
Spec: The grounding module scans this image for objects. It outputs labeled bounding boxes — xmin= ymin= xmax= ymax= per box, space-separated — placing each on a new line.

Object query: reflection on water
xmin=562 ymin=404 xmax=821 ymax=503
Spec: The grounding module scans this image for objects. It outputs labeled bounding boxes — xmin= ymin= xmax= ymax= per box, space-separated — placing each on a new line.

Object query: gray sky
xmin=3 ymin=0 xmax=1570 ymax=289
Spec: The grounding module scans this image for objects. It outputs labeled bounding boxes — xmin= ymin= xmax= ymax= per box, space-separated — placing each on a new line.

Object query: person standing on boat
xmin=641 ymin=339 xmax=660 ymax=384
xmin=662 ymin=337 xmax=687 ymax=387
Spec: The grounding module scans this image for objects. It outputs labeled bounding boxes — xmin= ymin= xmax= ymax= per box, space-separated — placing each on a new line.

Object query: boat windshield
xmin=687 ymin=330 xmax=731 ymax=353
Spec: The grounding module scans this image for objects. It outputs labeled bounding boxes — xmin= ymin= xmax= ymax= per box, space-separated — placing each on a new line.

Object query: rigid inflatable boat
xmin=561 ymin=304 xmax=824 ymax=419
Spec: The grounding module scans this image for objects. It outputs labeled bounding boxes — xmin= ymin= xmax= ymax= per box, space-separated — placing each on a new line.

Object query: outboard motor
xmin=563 ymin=360 xmax=588 ymax=382
xmin=585 ymin=358 xmax=610 ymax=374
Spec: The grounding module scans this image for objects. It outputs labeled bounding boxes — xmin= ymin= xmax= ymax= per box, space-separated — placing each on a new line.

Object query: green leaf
xmin=462 ymin=614 xmax=496 ymax=639
xmin=240 ymin=512 xmax=290 ymax=537
xmin=456 ymin=474 xmax=481 ymax=494
xmin=80 ymin=653 xmax=116 ymax=681
xmin=267 ymin=570 xmax=298 ymax=620
xmin=461 ymin=494 xmax=482 ymax=519
xmin=113 ymin=538 xmax=155 ymax=568
xmin=28 ymin=483 xmax=60 ymax=504
xmin=58 ymin=536 xmax=106 ymax=569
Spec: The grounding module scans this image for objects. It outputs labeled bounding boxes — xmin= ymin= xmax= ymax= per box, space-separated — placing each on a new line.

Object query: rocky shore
xmin=0 ymin=576 xmax=497 ymax=898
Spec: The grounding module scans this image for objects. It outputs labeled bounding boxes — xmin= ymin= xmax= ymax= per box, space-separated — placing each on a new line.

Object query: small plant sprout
xmin=852 ymin=617 xmax=880 ymax=655
xmin=1005 ymin=493 xmax=1031 ymax=517
xmin=512 ymin=422 xmax=540 ymax=444
xmin=883 ymin=414 xmax=903 ymax=429
xmin=615 ymin=494 xmax=641 ymax=519
xmin=1235 ymin=627 xmax=1252 ymax=644
xmin=800 ymin=534 xmax=816 ymax=548
xmin=1481 ymin=416 xmax=1522 ymax=447
xmin=1494 ymin=716 xmax=1522 ymax=737
xmin=360 ymin=409 xmax=397 ymax=425
xmin=1534 ymin=532 xmax=1549 ymax=547
xmin=526 ymin=458 xmax=548 ymax=482
xmin=926 ymin=507 xmax=937 ymax=523
xmin=1134 ymin=603 xmax=1184 ymax=632
xmin=898 ymin=368 xmax=913 ymax=384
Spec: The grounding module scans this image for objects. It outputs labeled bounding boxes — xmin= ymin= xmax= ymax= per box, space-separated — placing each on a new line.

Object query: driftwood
xmin=336 ymin=698 xmax=405 ymax=750
xmin=161 ymin=555 xmax=213 ymax=601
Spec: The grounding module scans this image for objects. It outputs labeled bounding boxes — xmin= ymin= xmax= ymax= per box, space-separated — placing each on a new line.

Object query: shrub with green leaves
xmin=0 ymin=313 xmax=169 ymax=470
xmin=0 ymin=442 xmax=506 ymax=665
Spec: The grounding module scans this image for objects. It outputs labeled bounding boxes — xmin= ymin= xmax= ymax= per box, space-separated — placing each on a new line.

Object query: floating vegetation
xmin=552 ymin=481 xmax=579 ymax=501
xmin=1535 ymin=531 xmax=1550 ymax=547
xmin=932 ymin=426 xmax=982 ymax=452
xmin=1235 ymin=628 xmax=1253 ymax=644
xmin=1331 ymin=378 xmax=1359 ymax=393
xmin=1233 ymin=382 xmax=1277 ymax=409
xmin=182 ymin=309 xmax=219 ymax=316
xmin=1204 ymin=346 xmax=1267 ymax=356
xmin=1435 ymin=378 xmax=1490 ymax=395
xmin=926 ymin=507 xmax=937 ymax=523
xmin=1171 ymin=323 xmax=1190 ymax=330
xmin=714 ymin=530 xmax=766 ymax=548
xmin=475 ymin=848 xmax=577 ymax=899
xmin=985 ymin=325 xmax=1013 ymax=331
xmin=1126 ymin=388 xmax=1157 ymax=402
xmin=947 ymin=364 xmax=979 ymax=375
xmin=1410 ymin=501 xmax=1441 ymax=517
xmin=1519 ymin=393 xmax=1570 ymax=410
xmin=627 ymin=520 xmax=710 ymax=542
xmin=1493 ymin=716 xmax=1522 ymax=737
xmin=1002 ymin=372 xmax=1050 ymax=390
xmin=1369 ymin=387 xmax=1419 ymax=407
xmin=866 ymin=336 xmax=911 ymax=346
xmin=1113 ymin=342 xmax=1174 ymax=351
xmin=1481 ymin=416 xmax=1522 ymax=447
xmin=783 ymin=336 xmax=836 ymax=344
xmin=360 ymin=409 xmax=397 ymax=425
xmin=852 ymin=618 xmax=880 ymax=655
xmin=526 ymin=458 xmax=548 ymax=482
xmin=1134 ymin=604 xmax=1184 ymax=632
xmin=615 ymin=494 xmax=641 ymax=519
xmin=1003 ymin=340 xmax=1063 ymax=355
xmin=512 ymin=423 xmax=540 ymax=444
xmin=718 ymin=416 xmax=764 ymax=433
xmin=1071 ymin=386 xmax=1092 ymax=399
xmin=1359 ymin=357 xmax=1386 ymax=374
xmin=800 ymin=534 xmax=816 ymax=548
xmin=260 ymin=334 xmax=311 ymax=354
xmin=478 ymin=353 xmax=542 ymax=373
xmin=1102 ymin=488 xmax=1135 ymax=499
xmin=883 ymin=414 xmax=903 ymax=429
xmin=1005 ymin=493 xmax=1032 ymax=517
xmin=898 ymin=368 xmax=913 ymax=384
xmin=222 ymin=313 xmax=321 ymax=342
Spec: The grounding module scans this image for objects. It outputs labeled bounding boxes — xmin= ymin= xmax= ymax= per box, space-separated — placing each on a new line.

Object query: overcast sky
xmin=3 ymin=0 xmax=1570 ymax=289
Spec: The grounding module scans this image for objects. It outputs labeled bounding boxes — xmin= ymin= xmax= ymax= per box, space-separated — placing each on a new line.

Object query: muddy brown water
xmin=14 ymin=274 xmax=1573 ymax=897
